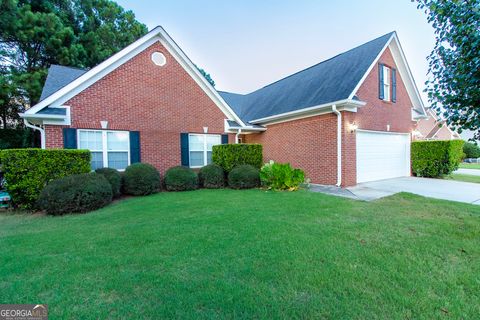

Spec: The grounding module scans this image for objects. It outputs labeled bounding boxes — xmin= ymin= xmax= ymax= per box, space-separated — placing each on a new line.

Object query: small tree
xmin=463 ymin=141 xmax=480 ymax=159
xmin=196 ymin=66 xmax=215 ymax=87
xmin=413 ymin=0 xmax=480 ymax=140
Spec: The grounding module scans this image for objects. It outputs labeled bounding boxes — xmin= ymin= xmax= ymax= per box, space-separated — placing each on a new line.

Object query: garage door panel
xmin=356 ymin=131 xmax=410 ymax=183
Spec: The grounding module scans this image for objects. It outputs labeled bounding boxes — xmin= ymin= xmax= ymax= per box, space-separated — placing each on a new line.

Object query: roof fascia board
xmin=226 ymin=126 xmax=266 ymax=132
xmin=158 ymin=28 xmax=246 ymax=126
xmin=250 ymin=99 xmax=365 ymax=125
xmin=24 ymin=26 xmax=246 ymax=126
xmin=19 ymin=112 xmax=65 ymax=120
xmin=25 ymin=26 xmax=164 ymax=114
xmin=347 ymin=33 xmax=394 ymax=101
xmin=348 ymin=33 xmax=427 ymax=118
xmin=389 ymin=35 xmax=427 ymax=115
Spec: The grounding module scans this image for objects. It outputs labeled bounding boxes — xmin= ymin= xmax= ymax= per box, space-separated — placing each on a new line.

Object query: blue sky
xmin=116 ymin=0 xmax=435 ymax=101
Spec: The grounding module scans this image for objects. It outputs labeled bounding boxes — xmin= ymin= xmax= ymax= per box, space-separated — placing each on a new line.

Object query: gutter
xmin=23 ymin=119 xmax=46 ymax=149
xmin=235 ymin=129 xmax=242 ymax=143
xmin=19 ymin=113 xmax=66 ymax=120
xmin=249 ymin=99 xmax=366 ymax=125
xmin=332 ymin=105 xmax=342 ymax=187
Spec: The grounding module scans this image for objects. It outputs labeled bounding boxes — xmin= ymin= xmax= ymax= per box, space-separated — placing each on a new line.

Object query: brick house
xmin=415 ymin=109 xmax=461 ymax=141
xmin=21 ymin=26 xmax=427 ymax=187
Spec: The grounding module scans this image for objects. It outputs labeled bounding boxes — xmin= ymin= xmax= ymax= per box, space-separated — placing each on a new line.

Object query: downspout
xmin=332 ymin=105 xmax=342 ymax=187
xmin=235 ymin=129 xmax=242 ymax=144
xmin=24 ymin=119 xmax=46 ymax=149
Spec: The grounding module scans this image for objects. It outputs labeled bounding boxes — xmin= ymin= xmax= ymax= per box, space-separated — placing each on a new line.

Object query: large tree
xmin=0 ymin=0 xmax=147 ymax=126
xmin=414 ymin=0 xmax=480 ymax=140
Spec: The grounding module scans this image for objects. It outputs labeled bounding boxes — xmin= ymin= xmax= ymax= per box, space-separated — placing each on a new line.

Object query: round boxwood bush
xmin=38 ymin=173 xmax=112 ymax=215
xmin=95 ymin=168 xmax=122 ymax=198
xmin=228 ymin=164 xmax=260 ymax=189
xmin=123 ymin=163 xmax=161 ymax=196
xmin=165 ymin=166 xmax=198 ymax=191
xmin=199 ymin=164 xmax=225 ymax=189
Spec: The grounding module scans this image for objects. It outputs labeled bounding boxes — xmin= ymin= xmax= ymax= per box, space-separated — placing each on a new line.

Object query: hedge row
xmin=212 ymin=144 xmax=263 ymax=172
xmin=411 ymin=140 xmax=464 ymax=177
xmin=463 ymin=142 xmax=480 ymax=159
xmin=0 ymin=149 xmax=91 ymax=208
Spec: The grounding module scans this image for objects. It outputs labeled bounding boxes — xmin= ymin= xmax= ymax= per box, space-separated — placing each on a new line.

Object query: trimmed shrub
xmin=95 ymin=168 xmax=122 ymax=198
xmin=260 ymin=161 xmax=305 ymax=191
xmin=212 ymin=144 xmax=262 ymax=172
xmin=199 ymin=164 xmax=225 ymax=189
xmin=38 ymin=173 xmax=112 ymax=215
xmin=463 ymin=142 xmax=480 ymax=159
xmin=123 ymin=163 xmax=161 ymax=196
xmin=0 ymin=149 xmax=91 ymax=208
xmin=228 ymin=164 xmax=260 ymax=189
xmin=411 ymin=140 xmax=464 ymax=177
xmin=165 ymin=166 xmax=199 ymax=191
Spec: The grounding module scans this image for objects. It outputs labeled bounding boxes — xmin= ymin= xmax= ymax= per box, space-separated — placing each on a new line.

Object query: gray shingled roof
xmin=39 ymin=65 xmax=87 ymax=101
xmin=219 ymin=32 xmax=394 ymax=123
xmin=38 ymin=33 xmax=394 ymax=125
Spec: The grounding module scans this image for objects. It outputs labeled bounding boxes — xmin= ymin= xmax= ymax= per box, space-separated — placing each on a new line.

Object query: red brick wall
xmin=244 ymin=114 xmax=338 ymax=185
xmin=44 ymin=42 xmax=233 ymax=174
xmin=341 ymin=47 xmax=416 ymax=186
xmin=354 ymin=48 xmax=415 ymax=133
xmin=245 ymin=47 xmax=416 ymax=187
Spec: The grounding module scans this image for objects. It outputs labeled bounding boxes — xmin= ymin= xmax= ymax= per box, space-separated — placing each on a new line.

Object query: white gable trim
xmin=23 ymin=26 xmax=246 ymax=127
xmin=348 ymin=32 xmax=427 ymax=117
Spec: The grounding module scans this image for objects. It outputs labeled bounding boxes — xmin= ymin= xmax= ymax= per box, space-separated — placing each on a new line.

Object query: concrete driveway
xmin=347 ymin=177 xmax=480 ymax=205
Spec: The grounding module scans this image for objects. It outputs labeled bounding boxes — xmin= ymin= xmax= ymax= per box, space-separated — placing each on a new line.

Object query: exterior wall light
xmin=349 ymin=122 xmax=358 ymax=133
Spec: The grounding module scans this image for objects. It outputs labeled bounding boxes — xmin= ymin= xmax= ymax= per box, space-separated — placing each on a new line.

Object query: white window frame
xmin=77 ymin=129 xmax=130 ymax=171
xmin=188 ymin=133 xmax=221 ymax=168
xmin=383 ymin=65 xmax=391 ymax=102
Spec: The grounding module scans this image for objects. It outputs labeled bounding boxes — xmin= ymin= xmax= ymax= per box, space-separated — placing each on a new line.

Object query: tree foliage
xmin=0 ymin=0 xmax=147 ymax=127
xmin=414 ymin=0 xmax=480 ymax=140
xmin=196 ymin=66 xmax=215 ymax=87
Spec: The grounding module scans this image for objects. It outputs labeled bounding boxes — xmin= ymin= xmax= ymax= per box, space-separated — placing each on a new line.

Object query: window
xmin=78 ymin=130 xmax=130 ymax=170
xmin=382 ymin=65 xmax=391 ymax=101
xmin=188 ymin=134 xmax=221 ymax=167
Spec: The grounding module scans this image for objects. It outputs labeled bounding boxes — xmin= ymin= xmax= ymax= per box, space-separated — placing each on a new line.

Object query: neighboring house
xmin=416 ymin=109 xmax=461 ymax=141
xmin=20 ymin=26 xmax=427 ymax=187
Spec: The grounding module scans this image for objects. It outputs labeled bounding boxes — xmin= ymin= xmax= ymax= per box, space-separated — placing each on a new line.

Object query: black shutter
xmin=129 ymin=131 xmax=140 ymax=164
xmin=63 ymin=128 xmax=77 ymax=149
xmin=378 ymin=63 xmax=384 ymax=100
xmin=221 ymin=134 xmax=228 ymax=144
xmin=391 ymin=68 xmax=397 ymax=103
xmin=180 ymin=133 xmax=189 ymax=166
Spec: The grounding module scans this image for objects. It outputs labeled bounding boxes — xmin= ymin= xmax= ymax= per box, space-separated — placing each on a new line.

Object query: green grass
xmin=1 ymin=190 xmax=479 ymax=319
xmin=459 ymin=163 xmax=480 ymax=169
xmin=446 ymin=173 xmax=480 ymax=184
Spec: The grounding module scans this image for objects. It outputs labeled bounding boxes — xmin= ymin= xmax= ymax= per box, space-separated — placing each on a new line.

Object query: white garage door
xmin=356 ymin=130 xmax=410 ymax=183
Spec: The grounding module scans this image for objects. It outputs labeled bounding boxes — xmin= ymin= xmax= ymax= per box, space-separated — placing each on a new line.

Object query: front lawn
xmin=446 ymin=173 xmax=480 ymax=184
xmin=1 ymin=190 xmax=479 ymax=318
xmin=459 ymin=163 xmax=480 ymax=169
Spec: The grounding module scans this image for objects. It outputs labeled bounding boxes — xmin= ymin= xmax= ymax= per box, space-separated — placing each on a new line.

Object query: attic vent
xmin=151 ymin=52 xmax=166 ymax=66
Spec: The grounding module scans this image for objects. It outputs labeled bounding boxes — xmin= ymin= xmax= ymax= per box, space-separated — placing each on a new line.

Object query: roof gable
xmin=221 ymin=32 xmax=427 ymax=124
xmin=220 ymin=32 xmax=394 ymax=123
xmin=25 ymin=26 xmax=245 ymax=126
